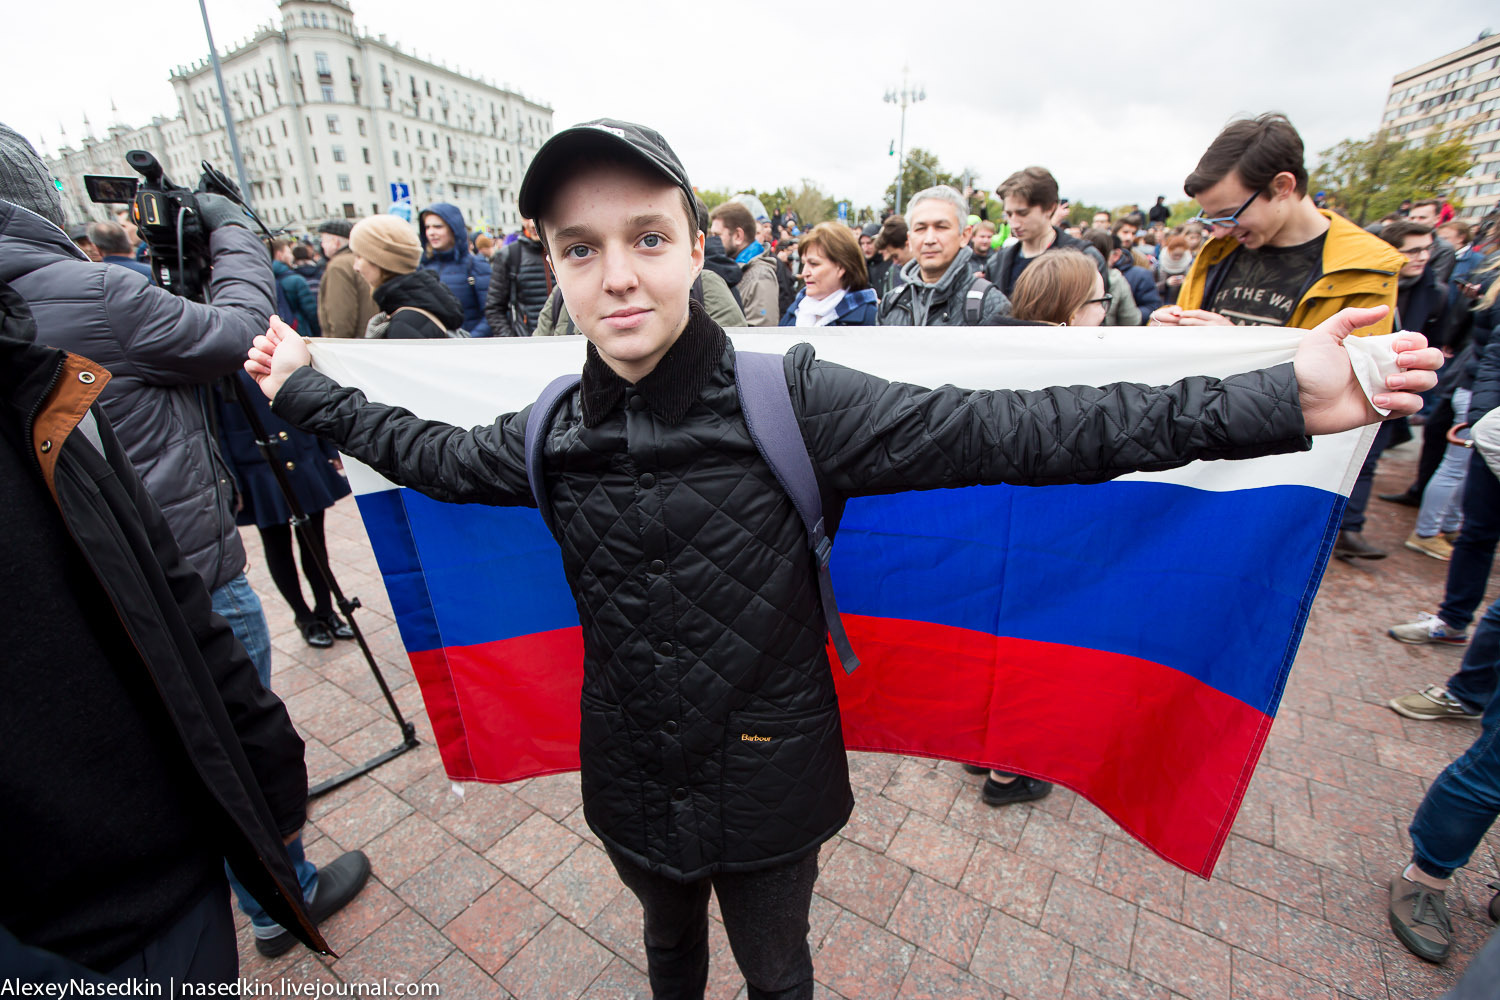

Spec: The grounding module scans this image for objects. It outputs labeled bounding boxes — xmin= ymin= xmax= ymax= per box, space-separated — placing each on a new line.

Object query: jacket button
xmin=77 ymin=370 xmax=96 ymax=384
xmin=672 ymin=787 xmax=688 ymax=802
xmin=39 ymin=439 xmax=52 ymax=453
xmin=639 ymin=473 xmax=656 ymax=489
xmin=285 ymin=460 xmax=296 ymax=470
xmin=628 ymin=395 xmax=646 ymax=411
xmin=657 ymin=641 xmax=673 ymax=656
xmin=649 ymin=559 xmax=666 ymax=574
xmin=663 ymin=720 xmax=678 ymax=735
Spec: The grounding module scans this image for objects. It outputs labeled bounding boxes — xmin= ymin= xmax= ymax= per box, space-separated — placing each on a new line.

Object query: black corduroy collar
xmin=579 ymin=299 xmax=727 ymax=427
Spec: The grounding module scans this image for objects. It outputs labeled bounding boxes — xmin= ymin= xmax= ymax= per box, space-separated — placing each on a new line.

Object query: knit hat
xmin=317 ymin=218 xmax=354 ymax=238
xmin=350 ymin=215 xmax=422 ymax=275
xmin=0 ymin=123 xmax=65 ymax=229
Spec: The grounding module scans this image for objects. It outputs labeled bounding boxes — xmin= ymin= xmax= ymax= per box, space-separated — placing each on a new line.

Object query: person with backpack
xmin=270 ymin=238 xmax=321 ymax=337
xmin=417 ymin=203 xmax=491 ymax=336
xmin=484 ymin=218 xmax=554 ymax=336
xmin=349 ymin=215 xmax=465 ymax=339
xmin=877 ymin=186 xmax=1011 ymax=326
xmin=245 ymin=118 xmax=1441 ymax=998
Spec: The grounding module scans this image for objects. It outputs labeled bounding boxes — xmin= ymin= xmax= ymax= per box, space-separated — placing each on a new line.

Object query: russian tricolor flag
xmin=306 ymin=325 xmax=1391 ymax=878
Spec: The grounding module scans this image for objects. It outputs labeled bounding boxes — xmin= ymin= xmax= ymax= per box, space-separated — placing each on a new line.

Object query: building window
xmin=310 ymin=148 xmax=318 ymax=163
xmin=282 ymin=120 xmax=288 ymax=137
xmin=337 ymin=175 xmax=351 ymax=192
xmin=362 ymin=147 xmax=370 ymax=164
xmin=315 ymin=52 xmax=331 ymax=77
xmin=357 ymin=118 xmax=366 ymax=137
xmin=332 ymin=145 xmax=345 ymax=162
xmin=393 ymin=151 xmax=400 ymax=166
xmin=367 ymin=176 xmax=375 ymax=192
xmin=300 ymin=12 xmax=307 ymax=24
xmin=321 ymin=85 xmax=335 ymax=102
xmin=388 ymin=122 xmax=396 ymax=139
xmin=425 ymin=81 xmax=432 ymax=97
xmin=327 ymin=115 xmax=341 ymax=134
xmin=317 ymin=177 xmax=324 ymax=192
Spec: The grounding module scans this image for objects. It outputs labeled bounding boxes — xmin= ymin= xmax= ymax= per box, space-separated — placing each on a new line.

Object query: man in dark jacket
xmin=0 ymin=123 xmax=369 ymax=959
xmin=246 ymin=118 xmax=1442 ymax=998
xmin=1148 ymin=195 xmax=1171 ymax=227
xmin=877 ymin=185 xmax=1011 ymax=326
xmin=1109 ymin=224 xmax=1163 ymax=319
xmin=88 ymin=220 xmax=153 ymax=279
xmin=483 ymin=218 xmax=552 ymax=335
xmin=1381 ymin=220 xmax=1449 ymax=343
xmin=0 ymin=278 xmax=326 ymax=981
xmin=987 ymin=166 xmax=1110 ymax=297
xmin=316 ymin=220 xmax=377 ymax=339
xmin=419 ymin=202 xmax=491 ymax=336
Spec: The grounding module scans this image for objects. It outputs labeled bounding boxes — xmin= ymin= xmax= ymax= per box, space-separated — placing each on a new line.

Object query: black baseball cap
xmin=517 ymin=118 xmax=694 ymax=224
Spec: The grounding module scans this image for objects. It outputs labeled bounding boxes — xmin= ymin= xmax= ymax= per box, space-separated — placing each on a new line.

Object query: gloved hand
xmin=195 ymin=193 xmax=251 ymax=232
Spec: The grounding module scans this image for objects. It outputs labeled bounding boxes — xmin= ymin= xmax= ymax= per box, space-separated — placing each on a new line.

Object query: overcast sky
xmin=9 ymin=0 xmax=1495 ymax=211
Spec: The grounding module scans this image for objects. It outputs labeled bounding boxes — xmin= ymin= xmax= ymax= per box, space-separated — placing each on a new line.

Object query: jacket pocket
xmin=578 ymin=691 xmax=647 ymax=852
xmin=719 ymin=702 xmax=851 ymax=864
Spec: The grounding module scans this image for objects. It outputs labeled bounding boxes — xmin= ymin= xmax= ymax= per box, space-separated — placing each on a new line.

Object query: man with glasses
xmin=1154 ymin=114 xmax=1403 ymax=333
xmin=1154 ymin=113 xmax=1406 ymax=558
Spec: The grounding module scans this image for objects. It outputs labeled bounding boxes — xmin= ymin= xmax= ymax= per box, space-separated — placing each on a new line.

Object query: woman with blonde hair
xmin=779 ymin=221 xmax=879 ymax=326
xmin=1007 ymin=248 xmax=1110 ymax=327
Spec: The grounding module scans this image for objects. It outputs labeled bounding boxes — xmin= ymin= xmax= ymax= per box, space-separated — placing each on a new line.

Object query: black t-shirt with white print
xmin=1205 ymin=232 xmax=1327 ymax=326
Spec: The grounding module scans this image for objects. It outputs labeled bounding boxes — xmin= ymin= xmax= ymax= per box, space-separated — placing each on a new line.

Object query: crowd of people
xmin=1 ymin=102 xmax=1497 ymax=998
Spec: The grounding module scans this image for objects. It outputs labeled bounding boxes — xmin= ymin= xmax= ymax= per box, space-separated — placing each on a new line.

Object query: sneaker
xmin=1334 ymin=529 xmax=1386 ymax=559
xmin=1388 ymin=875 xmax=1452 ymax=963
xmin=1404 ymin=532 xmax=1454 ymax=561
xmin=1442 ymin=530 xmax=1462 ymax=545
xmin=1388 ymin=685 xmax=1483 ymax=721
xmin=981 ymin=775 xmax=1053 ymax=807
xmin=1388 ymin=612 xmax=1469 ymax=645
xmin=255 ymin=850 xmax=372 ymax=958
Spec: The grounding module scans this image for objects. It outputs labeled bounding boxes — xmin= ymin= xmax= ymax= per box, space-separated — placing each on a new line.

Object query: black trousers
xmin=607 ymin=848 xmax=819 ymax=1000
xmin=107 ymin=879 xmax=237 ymax=984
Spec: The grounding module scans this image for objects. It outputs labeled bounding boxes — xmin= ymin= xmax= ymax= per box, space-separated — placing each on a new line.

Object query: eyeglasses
xmin=1083 ymin=294 xmax=1113 ymax=309
xmin=1189 ymin=189 xmax=1261 ymax=230
xmin=1399 ymin=244 xmax=1432 ymax=258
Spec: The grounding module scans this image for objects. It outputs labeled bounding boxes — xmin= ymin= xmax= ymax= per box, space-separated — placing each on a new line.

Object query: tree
xmin=695 ymin=188 xmax=732 ymax=212
xmin=785 ymin=180 xmax=836 ymax=227
xmin=883 ymin=148 xmax=963 ymax=213
xmin=1166 ymin=199 xmax=1200 ymax=227
xmin=1311 ymin=129 xmax=1471 ymax=225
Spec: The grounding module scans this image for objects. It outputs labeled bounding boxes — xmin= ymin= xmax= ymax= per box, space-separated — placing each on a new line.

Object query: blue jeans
xmin=210 ymin=573 xmax=318 ymax=933
xmin=1408 ymin=597 xmax=1500 ymax=879
xmin=1415 ymin=388 xmax=1470 ymax=538
xmin=1437 ymin=452 xmax=1500 ymax=632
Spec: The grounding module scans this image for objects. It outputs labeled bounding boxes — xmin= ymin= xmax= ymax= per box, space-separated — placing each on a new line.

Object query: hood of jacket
xmin=419 ymin=203 xmax=471 ymax=262
xmin=270 ymin=259 xmax=291 ymax=278
xmin=703 ymin=235 xmax=742 ymax=287
xmin=373 ymin=268 xmax=465 ymax=330
xmin=0 ymin=199 xmax=88 ymax=285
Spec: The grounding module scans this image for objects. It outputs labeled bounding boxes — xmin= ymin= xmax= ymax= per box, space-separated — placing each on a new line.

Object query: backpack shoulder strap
xmin=733 ymin=349 xmax=859 ymax=673
xmin=525 ymin=373 xmax=581 ymax=541
xmin=965 ymin=275 xmax=993 ymax=325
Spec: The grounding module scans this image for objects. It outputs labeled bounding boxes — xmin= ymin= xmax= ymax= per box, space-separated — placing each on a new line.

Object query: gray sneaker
xmin=1388 ymin=612 xmax=1469 ymax=645
xmin=1389 ymin=876 xmax=1452 ymax=963
xmin=1388 ymin=685 xmax=1483 ymax=721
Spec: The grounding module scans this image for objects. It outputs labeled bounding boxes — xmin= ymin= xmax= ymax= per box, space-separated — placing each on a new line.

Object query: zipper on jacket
xmin=22 ymin=352 xmax=67 ymax=478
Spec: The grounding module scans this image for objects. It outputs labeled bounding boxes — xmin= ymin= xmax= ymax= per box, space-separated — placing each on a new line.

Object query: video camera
xmin=83 ymin=150 xmax=264 ymax=301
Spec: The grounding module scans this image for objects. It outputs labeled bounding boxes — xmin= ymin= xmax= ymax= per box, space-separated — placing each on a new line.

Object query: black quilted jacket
xmin=272 ymin=304 xmax=1310 ymax=880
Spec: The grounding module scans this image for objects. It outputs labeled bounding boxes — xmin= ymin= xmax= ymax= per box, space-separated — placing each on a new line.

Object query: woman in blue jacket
xmin=779 ymin=222 xmax=878 ymax=327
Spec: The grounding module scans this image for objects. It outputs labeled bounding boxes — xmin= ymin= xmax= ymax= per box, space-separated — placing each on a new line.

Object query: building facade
xmin=1382 ymin=31 xmax=1500 ymax=221
xmin=47 ymin=0 xmax=552 ymax=234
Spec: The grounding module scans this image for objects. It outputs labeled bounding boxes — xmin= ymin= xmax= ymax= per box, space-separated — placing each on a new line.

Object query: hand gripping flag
xmin=307 ymin=325 xmax=1394 ymax=877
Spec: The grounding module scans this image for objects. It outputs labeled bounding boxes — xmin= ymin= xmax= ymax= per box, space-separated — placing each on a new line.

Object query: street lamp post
xmin=197 ymin=0 xmax=254 ymax=210
xmin=883 ymin=68 xmax=926 ymax=214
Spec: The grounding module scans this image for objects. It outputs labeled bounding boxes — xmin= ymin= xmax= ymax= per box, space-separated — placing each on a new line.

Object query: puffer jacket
xmin=877 ymin=247 xmax=1012 ymax=326
xmin=419 ymin=203 xmax=491 ymax=336
xmin=272 ymin=259 xmax=321 ymax=336
xmin=0 ymin=198 xmax=272 ymax=591
xmin=271 ymin=302 xmax=1310 ymax=880
xmin=0 ymin=289 xmax=324 ymax=970
xmin=484 ymin=235 xmax=553 ymax=335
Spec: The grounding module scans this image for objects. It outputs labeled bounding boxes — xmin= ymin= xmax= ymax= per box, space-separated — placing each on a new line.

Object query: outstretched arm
xmin=246 ymin=316 xmax=532 ymax=505
xmin=1294 ymin=306 xmax=1441 ymax=434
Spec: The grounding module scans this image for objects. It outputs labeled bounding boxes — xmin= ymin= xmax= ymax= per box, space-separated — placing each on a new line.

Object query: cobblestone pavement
xmin=234 ymin=439 xmax=1499 ymax=998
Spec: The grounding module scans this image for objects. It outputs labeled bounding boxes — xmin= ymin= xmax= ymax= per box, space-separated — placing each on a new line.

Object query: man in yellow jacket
xmin=1152 ymin=113 xmax=1408 ymax=557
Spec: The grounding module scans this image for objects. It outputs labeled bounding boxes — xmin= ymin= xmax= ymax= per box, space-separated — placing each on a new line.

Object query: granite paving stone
xmin=236 ymin=449 xmax=1492 ymax=997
